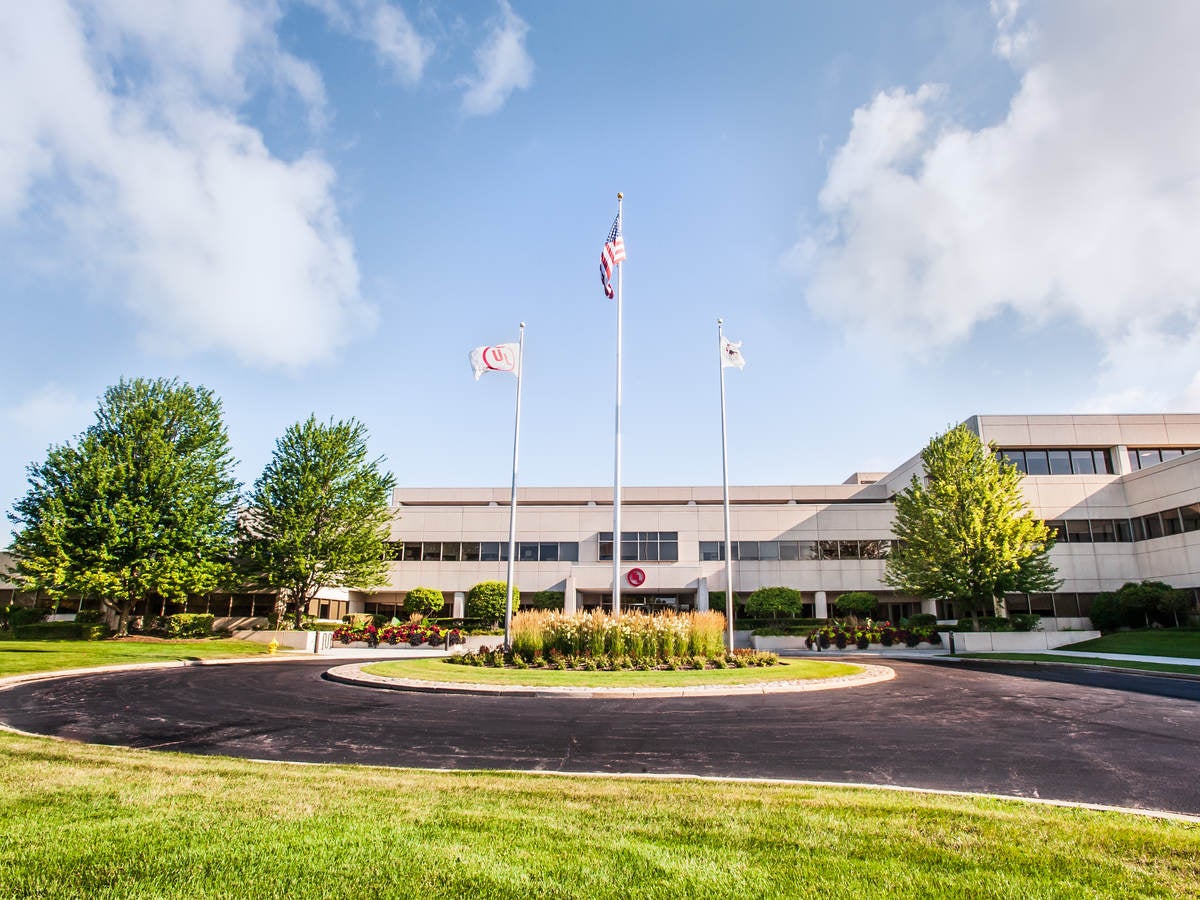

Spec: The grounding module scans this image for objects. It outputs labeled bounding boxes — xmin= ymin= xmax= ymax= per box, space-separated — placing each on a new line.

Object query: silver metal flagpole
xmin=503 ymin=323 xmax=526 ymax=650
xmin=612 ymin=193 xmax=624 ymax=618
xmin=718 ymin=318 xmax=735 ymax=651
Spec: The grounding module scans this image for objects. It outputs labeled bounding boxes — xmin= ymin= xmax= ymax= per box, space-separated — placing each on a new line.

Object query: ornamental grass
xmin=509 ymin=609 xmax=729 ymax=664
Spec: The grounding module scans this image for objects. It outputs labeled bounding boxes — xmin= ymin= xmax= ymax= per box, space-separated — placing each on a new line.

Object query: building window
xmin=1023 ymin=450 xmax=1050 ymax=475
xmin=700 ymin=541 xmax=723 ymax=561
xmin=1046 ymin=520 xmax=1067 ymax=542
xmin=817 ymin=540 xmax=840 ymax=560
xmin=1141 ymin=513 xmax=1164 ymax=540
xmin=462 ymin=542 xmax=481 ymax=561
xmin=1128 ymin=448 xmax=1197 ymax=471
xmin=599 ymin=532 xmax=678 ymax=562
xmin=998 ymin=448 xmax=1113 ymax=474
xmin=1090 ymin=519 xmax=1116 ymax=543
xmin=1047 ymin=450 xmax=1072 ymax=475
xmin=1162 ymin=508 xmax=1184 ymax=536
xmin=518 ymin=542 xmax=540 ymax=562
xmin=1065 ymin=520 xmax=1092 ymax=543
xmin=441 ymin=542 xmax=461 ymax=561
xmin=838 ymin=540 xmax=861 ymax=559
xmin=1180 ymin=503 xmax=1200 ymax=533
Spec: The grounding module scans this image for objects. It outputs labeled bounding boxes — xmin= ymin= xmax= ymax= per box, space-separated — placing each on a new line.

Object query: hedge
xmin=162 ymin=613 xmax=214 ymax=638
xmin=14 ymin=622 xmax=109 ymax=641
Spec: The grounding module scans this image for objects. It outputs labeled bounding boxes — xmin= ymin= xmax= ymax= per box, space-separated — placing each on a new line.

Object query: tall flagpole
xmin=611 ymin=193 xmax=624 ymax=617
xmin=718 ymin=318 xmax=735 ymax=651
xmin=503 ymin=323 xmax=526 ymax=650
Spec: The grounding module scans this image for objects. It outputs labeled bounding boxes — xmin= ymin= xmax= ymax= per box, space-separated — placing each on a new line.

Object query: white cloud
xmin=307 ymin=0 xmax=432 ymax=85
xmin=0 ymin=0 xmax=368 ymax=369
xmin=792 ymin=0 xmax=1200 ymax=411
xmin=3 ymin=384 xmax=93 ymax=443
xmin=461 ymin=1 xmax=533 ymax=117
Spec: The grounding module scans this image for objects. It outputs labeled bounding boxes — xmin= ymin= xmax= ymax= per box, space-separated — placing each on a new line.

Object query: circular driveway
xmin=3 ymin=657 xmax=1199 ymax=815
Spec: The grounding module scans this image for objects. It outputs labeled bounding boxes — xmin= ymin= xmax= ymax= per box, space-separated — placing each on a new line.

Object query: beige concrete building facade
xmin=357 ymin=414 xmax=1200 ymax=624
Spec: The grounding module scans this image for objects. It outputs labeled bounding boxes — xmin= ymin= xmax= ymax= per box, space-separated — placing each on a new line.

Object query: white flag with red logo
xmin=469 ymin=343 xmax=521 ymax=380
xmin=720 ymin=336 xmax=745 ymax=370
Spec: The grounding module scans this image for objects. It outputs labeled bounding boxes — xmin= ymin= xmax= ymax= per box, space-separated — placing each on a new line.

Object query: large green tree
xmin=7 ymin=378 xmax=239 ymax=636
xmin=240 ymin=416 xmax=396 ymax=627
xmin=884 ymin=424 xmax=1059 ymax=626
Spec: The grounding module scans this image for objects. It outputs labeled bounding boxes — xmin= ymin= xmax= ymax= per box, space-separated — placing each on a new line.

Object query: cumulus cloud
xmin=461 ymin=1 xmax=533 ymax=116
xmin=0 ymin=0 xmax=369 ymax=369
xmin=792 ymin=0 xmax=1200 ymax=410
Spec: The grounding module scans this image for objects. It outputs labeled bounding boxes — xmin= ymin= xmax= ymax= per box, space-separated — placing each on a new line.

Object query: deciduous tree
xmin=884 ymin=424 xmax=1058 ymax=627
xmin=8 ymin=378 xmax=239 ymax=636
xmin=240 ymin=416 xmax=395 ymax=627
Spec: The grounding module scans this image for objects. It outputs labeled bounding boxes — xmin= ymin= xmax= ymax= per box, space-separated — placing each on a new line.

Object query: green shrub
xmin=1009 ymin=614 xmax=1042 ymax=632
xmin=403 ymin=587 xmax=446 ymax=617
xmin=529 ymin=590 xmax=565 ymax=610
xmin=834 ymin=592 xmax=877 ymax=619
xmin=163 ymin=613 xmax=214 ymax=639
xmin=74 ymin=609 xmax=105 ymax=625
xmin=3 ymin=606 xmax=47 ymax=631
xmin=466 ymin=581 xmax=519 ymax=624
xmin=904 ymin=613 xmax=938 ymax=629
xmin=745 ymin=587 xmax=804 ymax=617
xmin=14 ymin=621 xmax=108 ymax=641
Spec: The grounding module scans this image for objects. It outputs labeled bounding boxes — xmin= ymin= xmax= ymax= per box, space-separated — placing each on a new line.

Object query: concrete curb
xmin=322 ymin=661 xmax=896 ymax=698
xmin=926 ymin=655 xmax=1200 ymax=682
xmin=0 ymin=652 xmax=310 ymax=693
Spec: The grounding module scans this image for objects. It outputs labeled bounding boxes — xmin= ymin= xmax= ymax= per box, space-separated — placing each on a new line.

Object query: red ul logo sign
xmin=482 ymin=346 xmax=516 ymax=372
xmin=626 ymin=567 xmax=646 ymax=587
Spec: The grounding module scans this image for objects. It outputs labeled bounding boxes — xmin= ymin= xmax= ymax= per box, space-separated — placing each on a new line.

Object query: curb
xmin=0 ymin=652 xmax=312 ymax=693
xmin=925 ymin=656 xmax=1200 ymax=683
xmin=322 ymin=662 xmax=896 ymax=698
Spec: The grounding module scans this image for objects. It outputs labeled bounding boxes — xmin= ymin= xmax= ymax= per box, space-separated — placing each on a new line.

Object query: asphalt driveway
xmin=2 ymin=657 xmax=1198 ymax=815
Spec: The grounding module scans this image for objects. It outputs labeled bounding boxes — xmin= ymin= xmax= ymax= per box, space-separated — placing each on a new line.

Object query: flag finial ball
xmin=616 ymin=192 xmax=623 ymax=200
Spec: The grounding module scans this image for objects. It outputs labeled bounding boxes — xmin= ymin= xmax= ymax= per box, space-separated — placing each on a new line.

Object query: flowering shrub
xmin=804 ymin=619 xmax=939 ymax=649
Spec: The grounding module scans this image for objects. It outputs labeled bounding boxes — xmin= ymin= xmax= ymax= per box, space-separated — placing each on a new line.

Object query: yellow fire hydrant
xmin=268 ymin=639 xmax=279 ymax=655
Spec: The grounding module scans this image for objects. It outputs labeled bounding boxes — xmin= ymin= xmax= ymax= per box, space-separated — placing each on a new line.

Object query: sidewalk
xmin=1039 ymin=649 xmax=1200 ymax=667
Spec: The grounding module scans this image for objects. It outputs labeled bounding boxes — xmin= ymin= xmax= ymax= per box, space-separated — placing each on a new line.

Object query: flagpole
xmin=612 ymin=192 xmax=624 ymax=618
xmin=503 ymin=322 xmax=526 ymax=650
xmin=718 ymin=318 xmax=735 ymax=651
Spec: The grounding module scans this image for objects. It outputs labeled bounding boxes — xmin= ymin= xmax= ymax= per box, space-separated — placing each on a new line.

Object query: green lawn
xmin=1060 ymin=629 xmax=1200 ymax=659
xmin=0 ymin=636 xmax=274 ymax=678
xmin=0 ymin=731 xmax=1196 ymax=899
xmin=956 ymin=653 xmax=1200 ymax=675
xmin=362 ymin=656 xmax=863 ymax=686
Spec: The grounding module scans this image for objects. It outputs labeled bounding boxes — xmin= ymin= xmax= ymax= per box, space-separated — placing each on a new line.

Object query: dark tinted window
xmin=1048 ymin=450 xmax=1072 ymax=475
xmin=1024 ymin=450 xmax=1049 ymax=475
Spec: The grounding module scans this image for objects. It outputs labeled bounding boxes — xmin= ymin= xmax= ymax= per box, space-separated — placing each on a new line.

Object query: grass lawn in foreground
xmin=0 ymin=636 xmax=274 ymax=678
xmin=1058 ymin=629 xmax=1200 ymax=659
xmin=0 ymin=731 xmax=1196 ymax=899
xmin=957 ymin=653 xmax=1200 ymax=675
xmin=362 ymin=656 xmax=862 ymax=686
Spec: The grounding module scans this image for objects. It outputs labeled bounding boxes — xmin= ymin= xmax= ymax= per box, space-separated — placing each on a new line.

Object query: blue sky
xmin=3 ymin=1 xmax=1199 ymax=536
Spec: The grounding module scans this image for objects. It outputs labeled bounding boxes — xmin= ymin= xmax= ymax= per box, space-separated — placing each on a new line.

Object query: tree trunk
xmin=114 ymin=597 xmax=135 ymax=638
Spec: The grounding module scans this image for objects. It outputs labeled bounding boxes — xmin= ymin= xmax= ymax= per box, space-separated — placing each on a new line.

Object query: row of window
xmin=385 ymin=541 xmax=580 ymax=562
xmin=1048 ymin=503 xmax=1200 ymax=543
xmin=997 ymin=446 xmax=1197 ymax=476
xmin=1127 ymin=448 xmax=1197 ymax=471
xmin=997 ymin=448 xmax=1114 ymax=475
xmin=598 ymin=532 xmax=679 ymax=562
xmin=699 ymin=539 xmax=896 ymax=561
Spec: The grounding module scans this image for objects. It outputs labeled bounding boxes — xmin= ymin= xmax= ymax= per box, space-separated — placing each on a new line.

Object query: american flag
xmin=600 ymin=212 xmax=625 ymax=299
